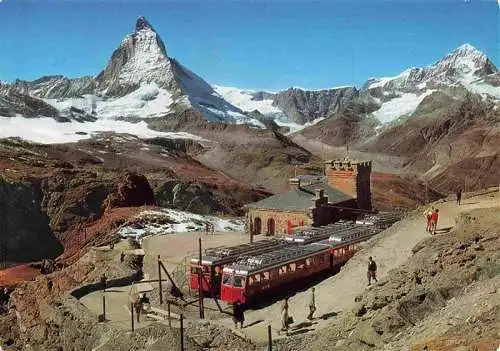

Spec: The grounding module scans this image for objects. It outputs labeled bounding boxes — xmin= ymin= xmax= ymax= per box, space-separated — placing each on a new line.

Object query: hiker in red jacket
xmin=430 ymin=209 xmax=439 ymax=234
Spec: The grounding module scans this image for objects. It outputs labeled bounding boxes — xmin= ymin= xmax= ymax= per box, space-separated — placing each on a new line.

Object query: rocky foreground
xmin=1 ymin=193 xmax=498 ymax=350
xmin=273 ymin=204 xmax=499 ymax=351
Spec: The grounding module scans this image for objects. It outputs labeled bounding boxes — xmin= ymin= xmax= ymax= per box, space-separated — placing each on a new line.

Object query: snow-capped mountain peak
xmin=367 ymin=43 xmax=497 ymax=91
xmin=95 ymin=16 xmax=173 ymax=97
xmin=135 ymin=16 xmax=154 ymax=32
xmin=432 ymin=43 xmax=495 ymax=80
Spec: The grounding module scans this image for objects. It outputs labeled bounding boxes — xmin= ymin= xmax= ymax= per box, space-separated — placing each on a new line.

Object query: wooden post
xmin=198 ymin=237 xmax=205 ymax=319
xmin=167 ymin=301 xmax=171 ymax=328
xmin=158 ymin=254 xmax=163 ymax=305
xmin=131 ymin=302 xmax=135 ymax=332
xmin=180 ymin=314 xmax=185 ymax=351
xmin=102 ymin=294 xmax=106 ymax=321
xmin=268 ymin=325 xmax=272 ymax=351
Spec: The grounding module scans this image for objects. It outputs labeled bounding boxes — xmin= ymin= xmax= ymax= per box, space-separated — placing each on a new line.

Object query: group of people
xmin=424 ymin=207 xmax=440 ymax=234
xmin=232 ymin=289 xmax=315 ymax=335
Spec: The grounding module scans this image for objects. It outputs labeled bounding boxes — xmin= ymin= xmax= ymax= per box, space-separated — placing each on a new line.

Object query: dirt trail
xmin=216 ymin=193 xmax=499 ymax=344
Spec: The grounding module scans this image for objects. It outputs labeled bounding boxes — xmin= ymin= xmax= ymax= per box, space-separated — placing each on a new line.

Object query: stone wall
xmin=247 ymin=208 xmax=311 ymax=235
xmin=325 ymin=159 xmax=372 ymax=210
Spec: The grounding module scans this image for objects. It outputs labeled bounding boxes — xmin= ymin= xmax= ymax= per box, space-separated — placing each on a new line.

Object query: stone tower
xmin=324 ymin=158 xmax=372 ymax=210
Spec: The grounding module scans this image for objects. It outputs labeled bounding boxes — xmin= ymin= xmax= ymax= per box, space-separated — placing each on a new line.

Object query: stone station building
xmin=245 ymin=158 xmax=372 ymax=235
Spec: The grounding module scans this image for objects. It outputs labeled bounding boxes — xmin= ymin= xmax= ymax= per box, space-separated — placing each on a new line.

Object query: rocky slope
xmin=272 ymin=205 xmax=500 ymax=351
xmin=0 ymin=135 xmax=268 ymax=270
xmin=0 ymin=241 xmax=257 ymax=351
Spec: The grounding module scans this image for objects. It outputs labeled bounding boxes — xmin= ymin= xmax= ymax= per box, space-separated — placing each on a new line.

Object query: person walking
xmin=232 ymin=299 xmax=245 ymax=328
xmin=367 ymin=256 xmax=378 ymax=286
xmin=456 ymin=188 xmax=462 ymax=205
xmin=307 ymin=288 xmax=316 ymax=320
xmin=430 ymin=208 xmax=439 ymax=235
xmin=134 ymin=294 xmax=143 ymax=323
xmin=424 ymin=206 xmax=434 ymax=232
xmin=139 ymin=293 xmax=150 ymax=313
xmin=280 ymin=297 xmax=291 ymax=335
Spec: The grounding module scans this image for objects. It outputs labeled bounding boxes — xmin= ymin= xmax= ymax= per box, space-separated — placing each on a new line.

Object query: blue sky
xmin=0 ymin=0 xmax=498 ymax=91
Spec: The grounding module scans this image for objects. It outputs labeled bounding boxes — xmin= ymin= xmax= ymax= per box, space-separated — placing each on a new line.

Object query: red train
xmin=189 ymin=238 xmax=289 ymax=295
xmin=219 ymin=226 xmax=379 ymax=304
xmin=189 ymin=213 xmax=402 ymax=299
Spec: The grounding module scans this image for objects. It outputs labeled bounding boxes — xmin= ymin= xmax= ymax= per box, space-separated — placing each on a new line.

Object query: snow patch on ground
xmin=466 ymin=81 xmax=500 ymax=100
xmin=0 ymin=117 xmax=205 ymax=144
xmin=368 ymin=70 xmax=411 ymax=89
xmin=44 ymin=83 xmax=174 ymax=119
xmin=275 ymin=116 xmax=326 ymax=135
xmin=118 ymin=208 xmax=244 ymax=241
xmin=371 ymin=90 xmax=435 ymax=123
xmin=213 ymin=85 xmax=282 ymax=115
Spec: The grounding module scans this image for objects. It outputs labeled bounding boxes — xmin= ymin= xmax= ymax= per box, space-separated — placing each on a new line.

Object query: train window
xmin=306 ymin=259 xmax=311 ymax=266
xmin=279 ymin=266 xmax=287 ymax=275
xmin=222 ymin=274 xmax=232 ymax=285
xmin=234 ymin=276 xmax=245 ymax=288
xmin=263 ymin=272 xmax=270 ymax=280
xmin=290 ymin=263 xmax=296 ymax=271
xmin=319 ymin=255 xmax=325 ymax=263
xmin=190 ymin=267 xmax=198 ymax=274
xmin=203 ymin=266 xmax=210 ymax=274
xmin=254 ymin=274 xmax=261 ymax=282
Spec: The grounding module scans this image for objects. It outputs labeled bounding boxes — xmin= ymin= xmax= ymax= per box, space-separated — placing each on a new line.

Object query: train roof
xmin=190 ymin=238 xmax=288 ymax=265
xmin=225 ymin=244 xmax=329 ymax=275
xmin=224 ymin=226 xmax=383 ymax=275
xmin=285 ymin=220 xmax=364 ymax=243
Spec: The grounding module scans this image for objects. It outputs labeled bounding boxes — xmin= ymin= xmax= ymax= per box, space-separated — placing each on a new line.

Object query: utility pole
xmin=198 ymin=237 xmax=205 ymax=319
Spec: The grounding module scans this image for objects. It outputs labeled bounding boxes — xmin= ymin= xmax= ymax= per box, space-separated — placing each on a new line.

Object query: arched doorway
xmin=267 ymin=218 xmax=275 ymax=236
xmin=254 ymin=217 xmax=262 ymax=235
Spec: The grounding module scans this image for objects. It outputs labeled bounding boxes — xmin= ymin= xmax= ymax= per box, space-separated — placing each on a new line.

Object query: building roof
xmin=245 ymin=179 xmax=353 ymax=212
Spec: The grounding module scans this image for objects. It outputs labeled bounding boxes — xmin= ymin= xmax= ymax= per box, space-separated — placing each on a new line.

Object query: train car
xmin=192 ymin=212 xmax=402 ymax=298
xmin=220 ymin=225 xmax=380 ymax=304
xmin=285 ymin=220 xmax=355 ymax=243
xmin=189 ymin=238 xmax=290 ymax=295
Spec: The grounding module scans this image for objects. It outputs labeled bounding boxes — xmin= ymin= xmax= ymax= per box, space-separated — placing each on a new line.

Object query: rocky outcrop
xmin=251 ymin=87 xmax=359 ymax=124
xmin=306 ymin=208 xmax=500 ymax=351
xmin=0 ymin=179 xmax=63 ymax=265
xmin=12 ymin=75 xmax=96 ymax=99
xmin=0 ymin=83 xmax=60 ymax=117
xmin=103 ymin=172 xmax=155 ymax=211
xmin=39 ymin=170 xmax=112 ymax=238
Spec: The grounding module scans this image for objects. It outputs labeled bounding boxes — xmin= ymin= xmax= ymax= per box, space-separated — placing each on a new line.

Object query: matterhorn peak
xmin=95 ymin=16 xmax=172 ymax=97
xmin=136 ymin=16 xmax=154 ymax=32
